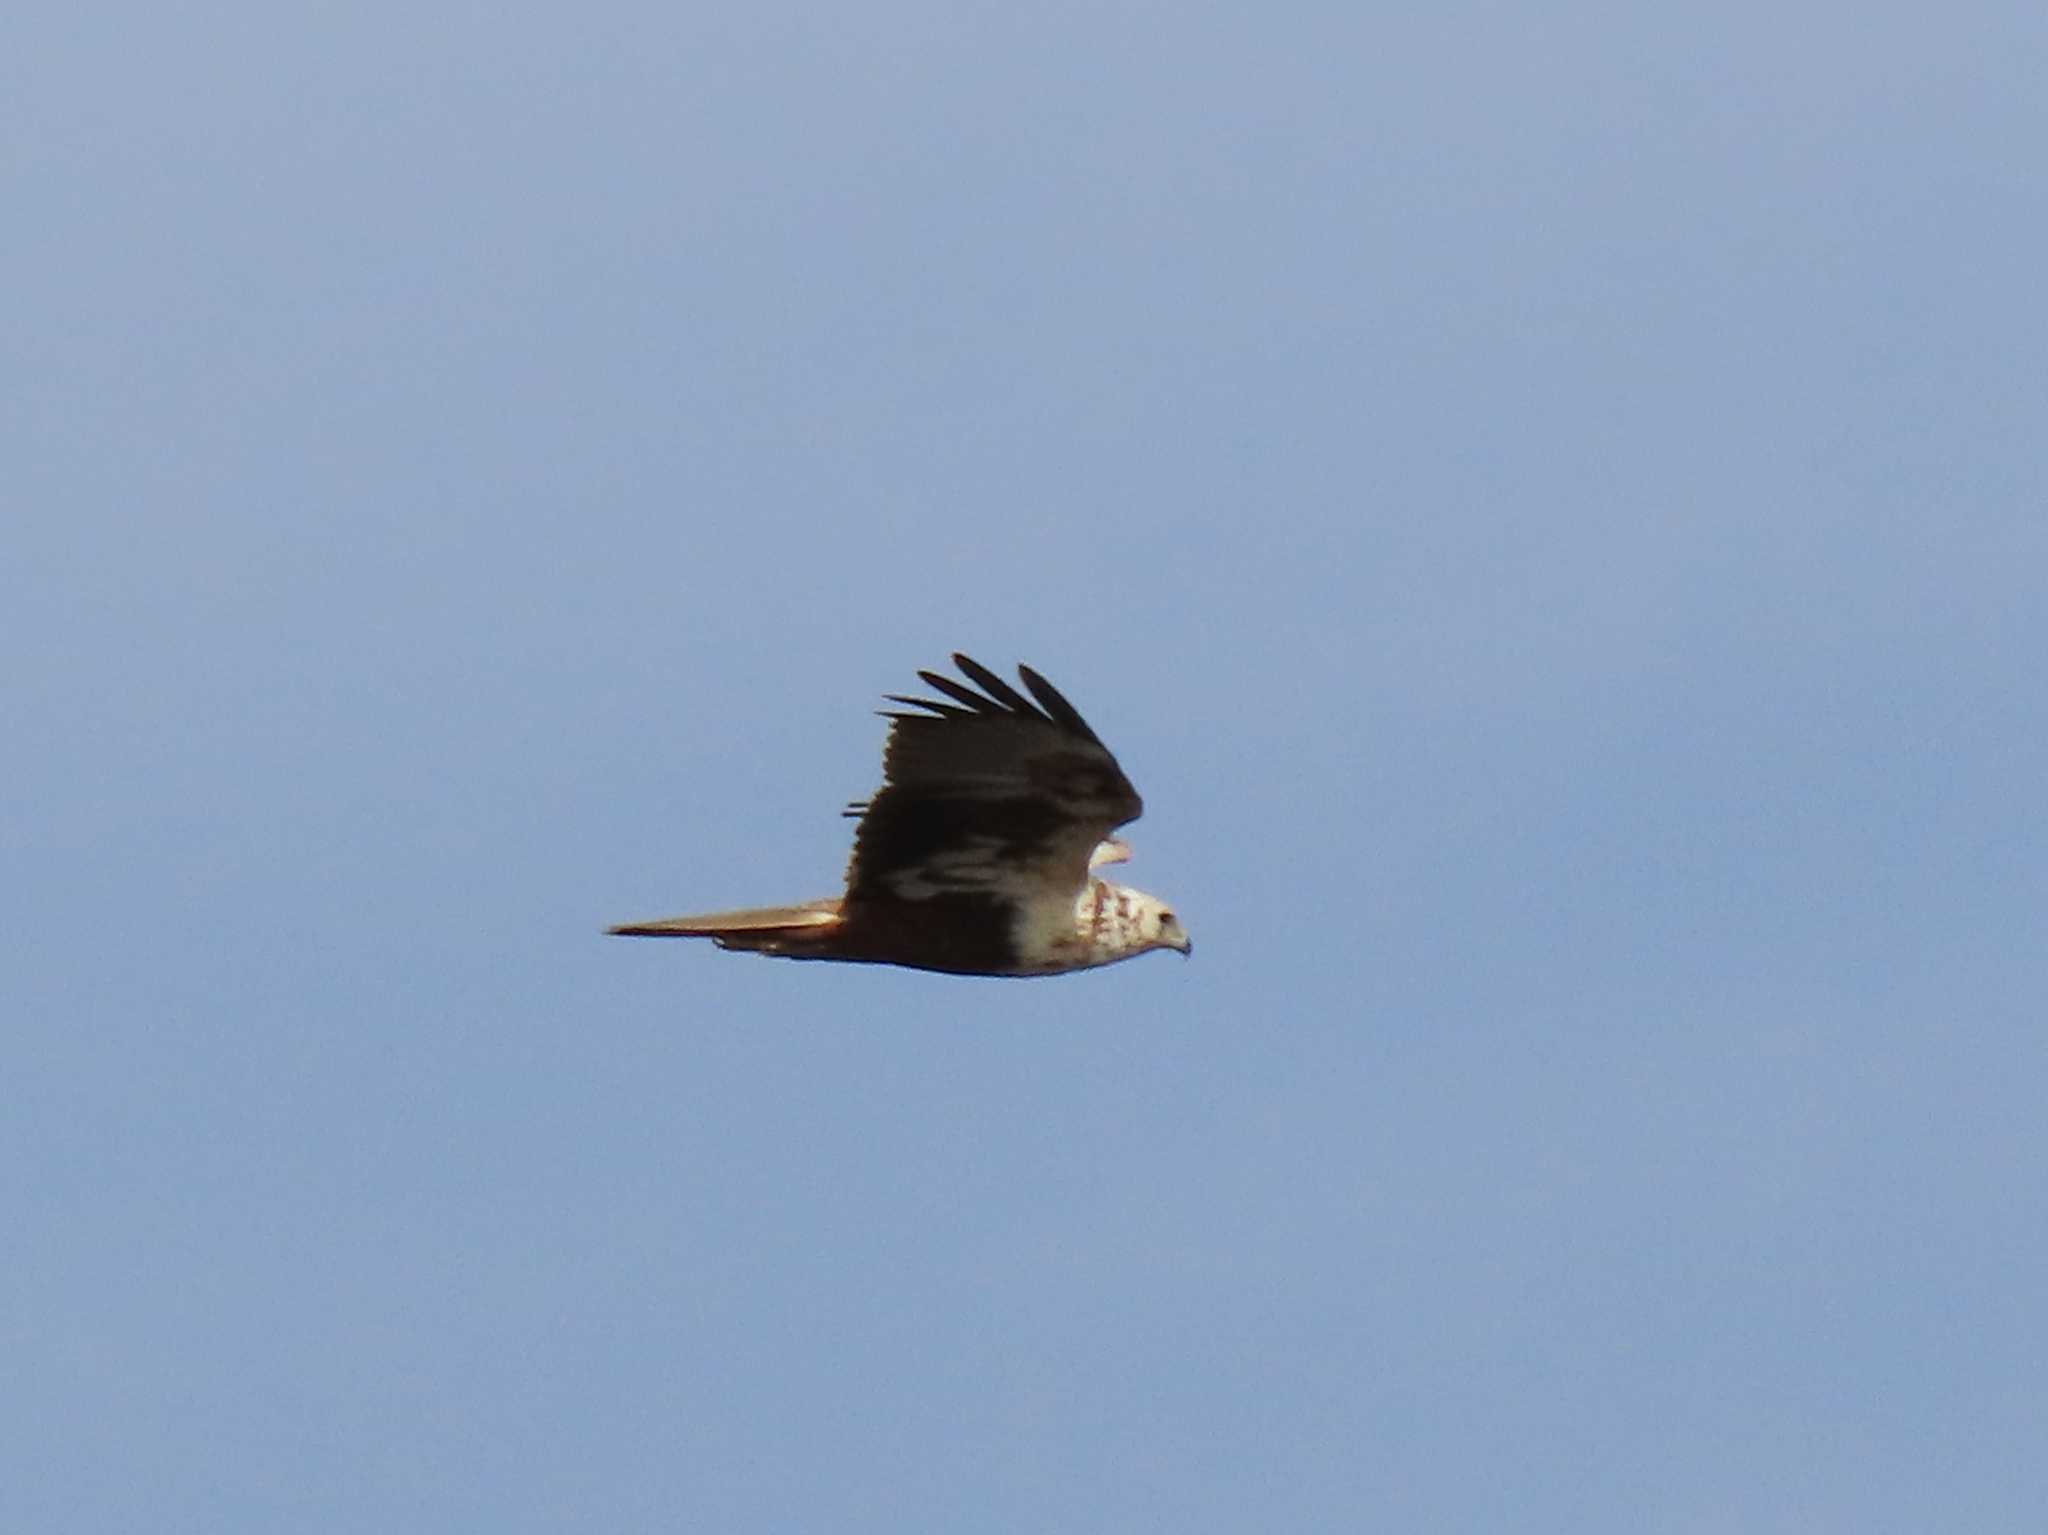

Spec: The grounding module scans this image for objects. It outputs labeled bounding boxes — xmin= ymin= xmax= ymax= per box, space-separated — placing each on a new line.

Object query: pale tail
xmin=607 ymin=900 xmax=842 ymax=947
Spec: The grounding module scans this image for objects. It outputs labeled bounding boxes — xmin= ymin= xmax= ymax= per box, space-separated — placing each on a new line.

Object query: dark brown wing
xmin=842 ymin=654 xmax=1143 ymax=908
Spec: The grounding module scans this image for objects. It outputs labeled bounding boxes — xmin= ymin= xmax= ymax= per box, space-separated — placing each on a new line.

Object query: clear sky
xmin=9 ymin=3 xmax=2045 ymax=1530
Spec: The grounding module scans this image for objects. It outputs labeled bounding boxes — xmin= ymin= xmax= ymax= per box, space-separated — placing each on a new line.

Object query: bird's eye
xmin=1159 ymin=912 xmax=1176 ymax=927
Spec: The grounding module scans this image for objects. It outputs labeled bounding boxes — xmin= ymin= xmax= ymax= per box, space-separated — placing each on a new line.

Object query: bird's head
xmin=1130 ymin=890 xmax=1193 ymax=958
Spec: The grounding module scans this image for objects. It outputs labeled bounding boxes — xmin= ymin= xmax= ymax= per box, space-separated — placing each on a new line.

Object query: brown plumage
xmin=608 ymin=654 xmax=1191 ymax=976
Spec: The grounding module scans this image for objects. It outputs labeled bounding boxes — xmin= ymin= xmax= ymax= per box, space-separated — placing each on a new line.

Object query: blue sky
xmin=8 ymin=3 xmax=2045 ymax=1529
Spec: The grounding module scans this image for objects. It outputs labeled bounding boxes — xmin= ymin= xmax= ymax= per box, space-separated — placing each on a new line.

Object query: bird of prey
xmin=609 ymin=654 xmax=1190 ymax=976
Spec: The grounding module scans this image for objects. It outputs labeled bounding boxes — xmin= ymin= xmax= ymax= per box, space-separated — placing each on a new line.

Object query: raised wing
xmin=843 ymin=655 xmax=1144 ymax=907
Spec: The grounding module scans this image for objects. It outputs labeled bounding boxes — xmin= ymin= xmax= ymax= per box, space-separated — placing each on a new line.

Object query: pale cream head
xmin=1123 ymin=887 xmax=1192 ymax=957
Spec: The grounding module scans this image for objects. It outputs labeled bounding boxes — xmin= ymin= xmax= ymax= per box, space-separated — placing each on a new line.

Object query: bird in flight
xmin=609 ymin=654 xmax=1190 ymax=976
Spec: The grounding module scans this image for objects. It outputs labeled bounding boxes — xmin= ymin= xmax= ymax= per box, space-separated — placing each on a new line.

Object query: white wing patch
xmin=1008 ymin=882 xmax=1093 ymax=968
xmin=882 ymin=837 xmax=1029 ymax=900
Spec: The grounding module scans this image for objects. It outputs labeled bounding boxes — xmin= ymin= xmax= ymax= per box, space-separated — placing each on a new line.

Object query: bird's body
xmin=609 ymin=655 xmax=1189 ymax=977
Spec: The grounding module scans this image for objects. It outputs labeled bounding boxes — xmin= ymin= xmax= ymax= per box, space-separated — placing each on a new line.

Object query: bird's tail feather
xmin=607 ymin=899 xmax=842 ymax=946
